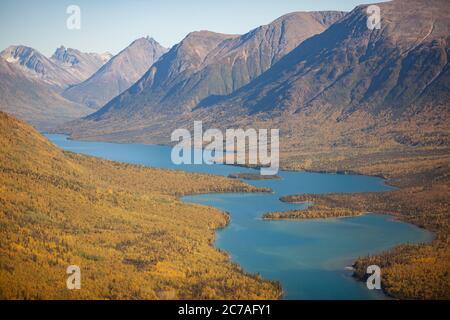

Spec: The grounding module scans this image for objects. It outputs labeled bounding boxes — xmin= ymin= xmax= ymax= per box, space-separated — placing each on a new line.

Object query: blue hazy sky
xmin=0 ymin=0 xmax=380 ymax=56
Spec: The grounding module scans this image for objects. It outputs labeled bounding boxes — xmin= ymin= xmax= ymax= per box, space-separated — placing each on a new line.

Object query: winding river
xmin=47 ymin=134 xmax=433 ymax=300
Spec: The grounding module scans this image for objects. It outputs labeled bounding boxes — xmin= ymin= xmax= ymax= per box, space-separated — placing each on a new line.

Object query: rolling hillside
xmin=0 ymin=111 xmax=280 ymax=299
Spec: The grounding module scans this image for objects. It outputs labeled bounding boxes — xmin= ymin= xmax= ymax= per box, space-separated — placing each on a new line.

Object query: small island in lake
xmin=263 ymin=193 xmax=369 ymax=220
xmin=228 ymin=173 xmax=282 ymax=181
xmin=263 ymin=205 xmax=360 ymax=220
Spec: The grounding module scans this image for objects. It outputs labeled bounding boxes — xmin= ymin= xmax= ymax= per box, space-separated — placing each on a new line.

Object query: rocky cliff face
xmin=51 ymin=46 xmax=112 ymax=82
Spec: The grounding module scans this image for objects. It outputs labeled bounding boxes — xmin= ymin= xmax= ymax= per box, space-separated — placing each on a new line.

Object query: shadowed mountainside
xmin=61 ymin=1 xmax=448 ymax=153
xmin=81 ymin=11 xmax=346 ymax=120
xmin=213 ymin=0 xmax=449 ymax=116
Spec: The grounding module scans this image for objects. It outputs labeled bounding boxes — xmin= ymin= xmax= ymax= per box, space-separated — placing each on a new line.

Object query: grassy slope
xmin=0 ymin=112 xmax=280 ymax=299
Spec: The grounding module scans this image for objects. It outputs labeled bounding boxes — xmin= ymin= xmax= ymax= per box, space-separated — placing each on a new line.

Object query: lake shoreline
xmin=48 ymin=133 xmax=437 ymax=300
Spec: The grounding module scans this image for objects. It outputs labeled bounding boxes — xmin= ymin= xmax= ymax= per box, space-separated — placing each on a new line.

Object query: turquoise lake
xmin=47 ymin=134 xmax=433 ymax=300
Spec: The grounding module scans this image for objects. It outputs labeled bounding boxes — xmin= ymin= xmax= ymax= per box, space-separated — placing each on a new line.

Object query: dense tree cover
xmin=0 ymin=112 xmax=281 ymax=299
xmin=257 ymin=103 xmax=450 ymax=300
xmin=1 ymin=109 xmax=448 ymax=300
xmin=228 ymin=173 xmax=281 ymax=181
xmin=271 ymin=176 xmax=449 ymax=299
xmin=353 ymin=243 xmax=450 ymax=300
xmin=263 ymin=206 xmax=357 ymax=220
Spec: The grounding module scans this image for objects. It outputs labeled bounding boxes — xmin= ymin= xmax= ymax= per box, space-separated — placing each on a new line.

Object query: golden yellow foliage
xmin=274 ymin=182 xmax=449 ymax=299
xmin=0 ymin=112 xmax=280 ymax=300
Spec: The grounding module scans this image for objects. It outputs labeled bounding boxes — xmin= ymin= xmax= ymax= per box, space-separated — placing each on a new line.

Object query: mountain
xmin=51 ymin=46 xmax=112 ymax=83
xmin=213 ymin=0 xmax=449 ymax=117
xmin=0 ymin=45 xmax=109 ymax=88
xmin=62 ymin=37 xmax=167 ymax=109
xmin=85 ymin=11 xmax=345 ymax=119
xmin=196 ymin=0 xmax=449 ymax=153
xmin=61 ymin=1 xmax=448 ymax=151
xmin=0 ymin=57 xmax=92 ymax=129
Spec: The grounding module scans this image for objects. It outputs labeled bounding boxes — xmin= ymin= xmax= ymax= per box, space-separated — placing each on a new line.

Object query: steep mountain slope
xmin=87 ymin=11 xmax=345 ymax=119
xmin=216 ymin=0 xmax=449 ymax=116
xmin=51 ymin=46 xmax=112 ymax=83
xmin=175 ymin=0 xmax=447 ymax=161
xmin=61 ymin=1 xmax=448 ymax=153
xmin=0 ymin=45 xmax=108 ymax=88
xmin=0 ymin=111 xmax=279 ymax=299
xmin=62 ymin=37 xmax=167 ymax=109
xmin=0 ymin=57 xmax=92 ymax=129
xmin=189 ymin=0 xmax=448 ymax=166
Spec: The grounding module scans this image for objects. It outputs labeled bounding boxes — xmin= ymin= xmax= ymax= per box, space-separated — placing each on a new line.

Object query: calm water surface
xmin=47 ymin=134 xmax=433 ymax=299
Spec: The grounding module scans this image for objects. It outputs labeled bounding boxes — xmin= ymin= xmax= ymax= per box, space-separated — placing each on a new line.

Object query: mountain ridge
xmin=62 ymin=37 xmax=167 ymax=109
xmin=87 ymin=11 xmax=346 ymax=119
xmin=60 ymin=1 xmax=449 ymax=156
xmin=214 ymin=0 xmax=450 ymax=116
xmin=51 ymin=45 xmax=112 ymax=82
xmin=0 ymin=45 xmax=110 ymax=88
xmin=0 ymin=56 xmax=92 ymax=129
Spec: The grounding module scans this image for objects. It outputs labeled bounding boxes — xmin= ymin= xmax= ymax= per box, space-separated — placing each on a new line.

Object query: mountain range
xmin=0 ymin=38 xmax=165 ymax=128
xmin=0 ymin=45 xmax=113 ymax=128
xmin=0 ymin=0 xmax=448 ymax=153
xmin=51 ymin=46 xmax=112 ymax=85
xmin=0 ymin=45 xmax=111 ymax=88
xmin=219 ymin=0 xmax=449 ymax=115
xmin=62 ymin=0 xmax=449 ymax=156
xmin=88 ymin=11 xmax=345 ymax=119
